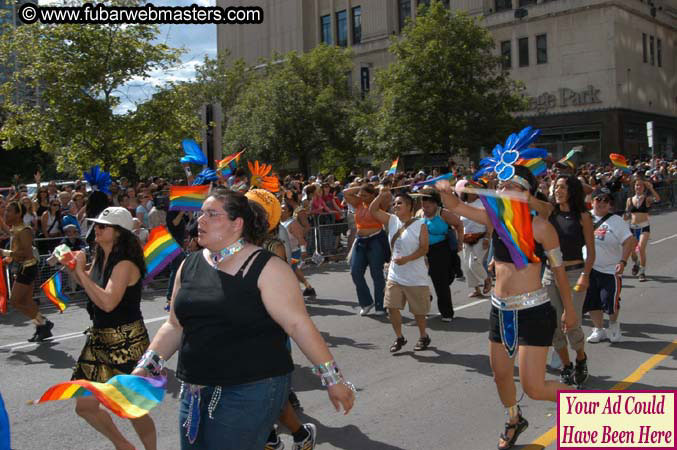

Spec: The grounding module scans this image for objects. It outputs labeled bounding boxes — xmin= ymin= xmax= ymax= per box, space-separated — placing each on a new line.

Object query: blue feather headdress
xmin=180 ymin=139 xmax=207 ymax=166
xmin=192 ymin=168 xmax=218 ymax=186
xmin=83 ymin=166 xmax=112 ymax=195
xmin=474 ymin=127 xmax=548 ymax=182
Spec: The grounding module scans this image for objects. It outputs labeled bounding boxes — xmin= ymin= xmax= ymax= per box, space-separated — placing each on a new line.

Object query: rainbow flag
xmin=169 ymin=185 xmax=209 ymax=212
xmin=517 ymin=158 xmax=546 ymax=176
xmin=610 ymin=153 xmax=631 ymax=174
xmin=216 ymin=150 xmax=245 ymax=177
xmin=143 ymin=226 xmax=182 ymax=284
xmin=479 ymin=195 xmax=540 ymax=270
xmin=33 ymin=375 xmax=166 ymax=419
xmin=386 ymin=158 xmax=399 ymax=176
xmin=40 ymin=271 xmax=70 ymax=313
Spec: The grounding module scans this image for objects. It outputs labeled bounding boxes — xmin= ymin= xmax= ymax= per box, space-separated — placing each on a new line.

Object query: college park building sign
xmin=525 ymin=85 xmax=602 ymax=113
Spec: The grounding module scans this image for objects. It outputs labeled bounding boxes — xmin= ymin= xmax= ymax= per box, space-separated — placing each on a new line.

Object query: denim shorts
xmin=179 ymin=374 xmax=290 ymax=450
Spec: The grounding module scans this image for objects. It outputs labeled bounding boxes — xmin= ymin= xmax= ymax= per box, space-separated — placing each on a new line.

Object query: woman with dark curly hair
xmin=66 ymin=207 xmax=156 ymax=450
xmin=545 ymin=175 xmax=595 ymax=388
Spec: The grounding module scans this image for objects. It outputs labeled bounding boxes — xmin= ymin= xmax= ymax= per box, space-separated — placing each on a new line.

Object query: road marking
xmin=1 ymin=315 xmax=168 ymax=352
xmin=523 ymin=338 xmax=677 ymax=449
xmin=650 ymin=233 xmax=677 ymax=245
xmin=456 ymin=298 xmax=489 ymax=311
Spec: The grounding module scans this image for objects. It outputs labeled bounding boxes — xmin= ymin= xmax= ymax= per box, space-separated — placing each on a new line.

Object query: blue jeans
xmin=178 ymin=375 xmax=289 ymax=450
xmin=350 ymin=232 xmax=387 ymax=310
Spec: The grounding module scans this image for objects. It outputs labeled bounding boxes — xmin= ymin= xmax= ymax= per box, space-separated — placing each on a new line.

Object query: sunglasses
xmin=593 ymin=197 xmax=610 ymax=203
xmin=95 ymin=223 xmax=111 ymax=230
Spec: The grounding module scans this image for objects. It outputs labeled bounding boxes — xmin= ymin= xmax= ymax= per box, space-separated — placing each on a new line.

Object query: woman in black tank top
xmin=547 ymin=175 xmax=595 ymax=388
xmin=65 ymin=207 xmax=156 ymax=450
xmin=133 ymin=188 xmax=355 ymax=450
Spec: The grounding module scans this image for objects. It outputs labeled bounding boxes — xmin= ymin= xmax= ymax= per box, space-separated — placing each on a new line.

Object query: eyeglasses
xmin=593 ymin=197 xmax=610 ymax=203
xmin=197 ymin=210 xmax=229 ymax=220
xmin=95 ymin=223 xmax=111 ymax=230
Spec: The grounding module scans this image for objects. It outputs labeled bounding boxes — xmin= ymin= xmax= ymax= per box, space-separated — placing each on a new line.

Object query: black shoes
xmin=414 ymin=335 xmax=431 ymax=351
xmin=560 ymin=363 xmax=574 ymax=385
xmin=390 ymin=336 xmax=407 ymax=353
xmin=574 ymin=354 xmax=589 ymax=387
xmin=28 ymin=320 xmax=54 ymax=343
xmin=288 ymin=389 xmax=301 ymax=410
xmin=302 ymin=287 xmax=317 ymax=300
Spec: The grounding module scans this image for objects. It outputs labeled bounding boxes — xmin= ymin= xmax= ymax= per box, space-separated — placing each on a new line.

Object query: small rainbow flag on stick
xmin=169 ymin=185 xmax=209 ymax=212
xmin=143 ymin=226 xmax=182 ymax=285
xmin=41 ymin=271 xmax=70 ymax=313
xmin=216 ymin=150 xmax=245 ymax=177
xmin=479 ymin=194 xmax=540 ymax=270
xmin=610 ymin=153 xmax=631 ymax=174
xmin=517 ymin=158 xmax=547 ymax=176
xmin=386 ymin=158 xmax=399 ymax=176
xmin=32 ymin=375 xmax=166 ymax=419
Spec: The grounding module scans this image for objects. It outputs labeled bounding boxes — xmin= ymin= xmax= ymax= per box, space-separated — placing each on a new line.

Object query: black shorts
xmin=15 ymin=264 xmax=38 ymax=285
xmin=489 ymin=302 xmax=556 ymax=347
xmin=583 ymin=269 xmax=621 ymax=315
xmin=631 ymin=225 xmax=650 ymax=241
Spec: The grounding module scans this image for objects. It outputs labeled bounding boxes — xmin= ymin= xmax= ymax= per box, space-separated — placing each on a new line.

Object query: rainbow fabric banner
xmin=479 ymin=194 xmax=540 ymax=270
xmin=610 ymin=153 xmax=631 ymax=174
xmin=169 ymin=185 xmax=209 ymax=212
xmin=33 ymin=375 xmax=166 ymax=419
xmin=216 ymin=150 xmax=245 ymax=177
xmin=40 ymin=271 xmax=70 ymax=313
xmin=386 ymin=158 xmax=399 ymax=176
xmin=517 ymin=158 xmax=546 ymax=176
xmin=143 ymin=226 xmax=182 ymax=284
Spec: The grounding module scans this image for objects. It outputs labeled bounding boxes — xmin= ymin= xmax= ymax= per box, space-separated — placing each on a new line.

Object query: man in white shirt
xmin=584 ymin=188 xmax=637 ymax=343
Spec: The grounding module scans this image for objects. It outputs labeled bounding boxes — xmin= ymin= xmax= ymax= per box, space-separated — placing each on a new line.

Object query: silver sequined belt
xmin=491 ymin=287 xmax=550 ymax=311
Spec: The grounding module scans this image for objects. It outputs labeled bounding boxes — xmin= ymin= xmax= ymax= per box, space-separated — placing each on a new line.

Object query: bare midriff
xmin=493 ymin=261 xmax=543 ymax=298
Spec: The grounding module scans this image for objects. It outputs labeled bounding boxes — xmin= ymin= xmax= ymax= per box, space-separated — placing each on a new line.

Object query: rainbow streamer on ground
xmin=169 ymin=185 xmax=209 ymax=212
xmin=517 ymin=158 xmax=546 ymax=176
xmin=610 ymin=153 xmax=631 ymax=174
xmin=216 ymin=150 xmax=245 ymax=177
xmin=33 ymin=375 xmax=166 ymax=419
xmin=143 ymin=226 xmax=182 ymax=284
xmin=40 ymin=271 xmax=70 ymax=313
xmin=479 ymin=195 xmax=540 ymax=270
xmin=386 ymin=157 xmax=398 ymax=176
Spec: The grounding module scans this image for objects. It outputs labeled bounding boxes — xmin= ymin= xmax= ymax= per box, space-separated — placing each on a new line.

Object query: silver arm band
xmin=545 ymin=247 xmax=564 ymax=268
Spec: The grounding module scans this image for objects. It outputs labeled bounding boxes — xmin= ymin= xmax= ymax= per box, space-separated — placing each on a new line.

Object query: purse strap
xmin=390 ymin=217 xmax=416 ymax=251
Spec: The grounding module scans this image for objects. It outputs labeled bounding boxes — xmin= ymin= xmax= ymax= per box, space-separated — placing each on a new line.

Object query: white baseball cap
xmin=87 ymin=207 xmax=134 ymax=232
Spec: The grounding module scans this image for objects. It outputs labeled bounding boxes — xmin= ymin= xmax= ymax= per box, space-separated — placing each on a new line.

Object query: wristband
xmin=135 ymin=350 xmax=166 ymax=376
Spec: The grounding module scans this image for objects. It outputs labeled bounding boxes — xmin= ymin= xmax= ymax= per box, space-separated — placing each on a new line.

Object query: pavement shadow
xmin=646 ymin=275 xmax=677 ymax=284
xmin=312 ymin=298 xmax=358 ymax=308
xmin=306 ymin=305 xmax=355 ymax=317
xmin=319 ymin=331 xmax=377 ymax=351
xmin=396 ymin=347 xmax=496 ymax=378
xmin=164 ymin=368 xmax=182 ymax=399
xmin=605 ymin=339 xmax=677 ymax=361
xmin=426 ymin=316 xmax=489 ymax=334
xmin=290 ymin=410 xmax=408 ymax=450
xmin=615 ymin=322 xmax=677 ymax=339
xmin=6 ymin=341 xmax=76 ymax=369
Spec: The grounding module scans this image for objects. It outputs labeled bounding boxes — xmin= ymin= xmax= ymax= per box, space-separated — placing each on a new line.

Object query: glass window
xmin=642 ymin=33 xmax=647 ymax=63
xmin=536 ymin=34 xmax=547 ymax=64
xmin=518 ymin=37 xmax=529 ymax=67
xmin=321 ymin=15 xmax=332 ymax=44
xmin=518 ymin=0 xmax=536 ymax=5
xmin=398 ymin=0 xmax=411 ymax=32
xmin=657 ymin=38 xmax=662 ymax=67
xmin=495 ymin=0 xmax=512 ymax=12
xmin=649 ymin=35 xmax=654 ymax=65
xmin=352 ymin=6 xmax=361 ymax=45
xmin=360 ymin=67 xmax=370 ymax=95
xmin=501 ymin=40 xmax=511 ymax=70
xmin=336 ymin=10 xmax=347 ymax=47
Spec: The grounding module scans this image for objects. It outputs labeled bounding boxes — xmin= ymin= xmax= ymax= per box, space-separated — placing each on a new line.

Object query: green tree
xmin=366 ymin=1 xmax=527 ymax=160
xmin=0 ymin=12 xmax=201 ymax=176
xmin=223 ymin=45 xmax=366 ymax=175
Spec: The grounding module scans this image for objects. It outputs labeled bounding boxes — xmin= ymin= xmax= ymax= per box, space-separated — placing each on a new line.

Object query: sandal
xmin=483 ymin=278 xmax=493 ymax=295
xmin=497 ymin=414 xmax=529 ymax=450
xmin=414 ymin=335 xmax=431 ymax=351
xmin=390 ymin=336 xmax=407 ymax=353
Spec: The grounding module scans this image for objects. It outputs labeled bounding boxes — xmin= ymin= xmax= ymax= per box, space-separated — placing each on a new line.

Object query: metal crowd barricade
xmin=651 ymin=182 xmax=676 ymax=211
xmin=303 ymin=211 xmax=351 ymax=263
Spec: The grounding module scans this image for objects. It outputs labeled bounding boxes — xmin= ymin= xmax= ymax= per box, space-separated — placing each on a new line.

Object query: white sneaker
xmin=373 ymin=310 xmax=386 ymax=316
xmin=587 ymin=328 xmax=608 ymax=343
xmin=608 ymin=323 xmax=622 ymax=342
xmin=359 ymin=305 xmax=374 ymax=316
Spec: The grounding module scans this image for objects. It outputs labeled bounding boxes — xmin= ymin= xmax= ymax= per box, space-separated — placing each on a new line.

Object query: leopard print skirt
xmin=71 ymin=319 xmax=150 ymax=382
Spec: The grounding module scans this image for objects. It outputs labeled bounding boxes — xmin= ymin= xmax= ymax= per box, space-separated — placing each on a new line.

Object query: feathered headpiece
xmin=248 ymin=160 xmax=280 ymax=193
xmin=83 ymin=166 xmax=112 ymax=195
xmin=474 ymin=127 xmax=548 ymax=187
xmin=180 ymin=139 xmax=207 ymax=166
xmin=192 ymin=168 xmax=218 ymax=186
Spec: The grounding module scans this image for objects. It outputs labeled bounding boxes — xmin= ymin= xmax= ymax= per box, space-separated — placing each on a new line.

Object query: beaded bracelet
xmin=135 ymin=350 xmax=166 ymax=376
xmin=312 ymin=360 xmax=356 ymax=395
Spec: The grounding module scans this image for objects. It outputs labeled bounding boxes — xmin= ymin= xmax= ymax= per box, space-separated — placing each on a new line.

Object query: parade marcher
xmin=133 ymin=189 xmax=354 ymax=450
xmin=437 ymin=160 xmax=576 ymax=450
xmin=1 ymin=201 xmax=54 ymax=342
xmin=40 ymin=198 xmax=63 ymax=254
xmin=369 ymin=188 xmax=432 ymax=352
xmin=65 ymin=206 xmax=157 ymax=450
xmin=342 ymin=184 xmax=389 ymax=316
xmin=625 ymin=176 xmax=660 ymax=282
xmin=585 ymin=188 xmax=636 ymax=343
xmin=418 ymin=188 xmax=462 ymax=322
xmin=544 ymin=175 xmax=595 ymax=387
xmin=281 ymin=201 xmax=317 ymax=301
xmin=459 ymin=185 xmax=493 ymax=298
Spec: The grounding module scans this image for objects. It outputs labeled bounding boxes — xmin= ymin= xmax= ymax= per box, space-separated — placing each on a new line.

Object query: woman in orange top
xmin=343 ymin=183 xmax=390 ymax=316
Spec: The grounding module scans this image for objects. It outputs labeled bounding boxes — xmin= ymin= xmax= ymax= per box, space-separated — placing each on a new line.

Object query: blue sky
xmin=39 ymin=0 xmax=218 ymax=112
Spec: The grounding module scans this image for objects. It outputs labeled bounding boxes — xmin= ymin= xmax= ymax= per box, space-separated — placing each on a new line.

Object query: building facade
xmin=217 ymin=0 xmax=677 ymax=162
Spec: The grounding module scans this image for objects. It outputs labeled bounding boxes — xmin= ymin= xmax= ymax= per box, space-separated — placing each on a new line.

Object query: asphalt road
xmin=2 ymin=210 xmax=677 ymax=450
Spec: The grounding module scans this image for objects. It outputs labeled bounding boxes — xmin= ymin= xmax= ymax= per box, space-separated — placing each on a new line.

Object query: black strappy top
xmin=629 ymin=196 xmax=650 ymax=213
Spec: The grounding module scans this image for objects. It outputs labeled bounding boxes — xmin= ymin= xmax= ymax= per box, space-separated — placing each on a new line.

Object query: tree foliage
xmin=0 ymin=8 xmax=202 ymax=177
xmin=365 ymin=1 xmax=527 ymax=160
